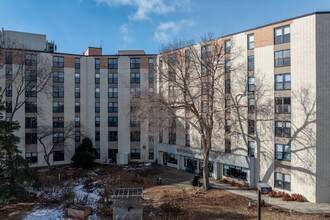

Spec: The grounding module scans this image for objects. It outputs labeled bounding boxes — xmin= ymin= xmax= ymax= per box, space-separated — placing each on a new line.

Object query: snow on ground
xmin=23 ymin=207 xmax=65 ymax=220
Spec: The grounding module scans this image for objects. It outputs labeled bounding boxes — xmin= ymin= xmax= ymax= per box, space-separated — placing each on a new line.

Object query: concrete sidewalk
xmin=209 ymin=180 xmax=330 ymax=214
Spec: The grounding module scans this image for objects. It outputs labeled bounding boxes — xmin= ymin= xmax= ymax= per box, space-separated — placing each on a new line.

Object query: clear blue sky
xmin=1 ymin=0 xmax=329 ymax=55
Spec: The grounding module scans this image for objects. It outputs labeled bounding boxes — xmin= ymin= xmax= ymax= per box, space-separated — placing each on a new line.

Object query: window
xmin=95 ymin=58 xmax=100 ymax=69
xmin=53 ymin=72 xmax=64 ymax=83
xmin=168 ymin=132 xmax=176 ymax=144
xmin=53 ymin=117 xmax=64 ymax=128
xmin=202 ymin=83 xmax=211 ymax=95
xmin=75 ymin=58 xmax=80 ymax=69
xmin=95 ymin=88 xmax=100 ymax=98
xmin=95 ymin=102 xmax=100 ymax=113
xmin=274 ymin=172 xmax=291 ymax=190
xmin=5 ymin=52 xmax=12 ymax=64
xmin=159 ymin=133 xmax=163 ymax=143
xmin=131 ymin=131 xmax=140 ymax=142
xmin=225 ymin=99 xmax=231 ymax=113
xmin=275 ymin=25 xmax=290 ymax=45
xmin=25 ymin=54 xmax=37 ymax=66
xmin=148 ymin=73 xmax=154 ymax=83
xmin=275 ymin=97 xmax=291 ymax=114
xmin=53 ymin=56 xmax=64 ymax=68
xmin=275 ymin=50 xmax=290 ymax=67
xmin=149 ymin=58 xmax=154 ymax=69
xmin=225 ymin=119 xmax=231 ymax=132
xmin=275 ymin=121 xmax=291 ymax=138
xmin=185 ymin=134 xmax=190 ymax=147
xmin=108 ymin=87 xmax=118 ymax=98
xmin=223 ymin=164 xmax=248 ymax=181
xmin=75 ymin=102 xmax=80 ymax=113
xmin=108 ymin=149 xmax=118 ymax=163
xmin=108 ymin=117 xmax=118 ymax=127
xmin=95 ymin=73 xmax=100 ymax=84
xmin=149 ymin=87 xmax=154 ymax=94
xmin=202 ymin=100 xmax=208 ymax=113
xmin=73 ymin=73 xmax=80 ymax=84
xmin=130 ymin=118 xmax=140 ymax=127
xmin=53 ymin=101 xmax=64 ymax=113
xmin=275 ymin=144 xmax=291 ymax=161
xmin=130 ymin=87 xmax=140 ymax=98
xmin=6 ymin=85 xmax=12 ymax=97
xmin=95 ymin=149 xmax=100 ymax=159
xmin=75 ymin=87 xmax=80 ymax=98
xmin=108 ymin=102 xmax=118 ymax=112
xmin=131 ymin=149 xmax=141 ymax=159
xmin=248 ymin=98 xmax=255 ymax=113
xmin=248 ymin=77 xmax=255 ymax=92
xmin=149 ymin=149 xmax=154 ymax=160
xmin=225 ymin=139 xmax=231 ymax=153
xmin=248 ymin=120 xmax=255 ymax=135
xmin=75 ymin=131 xmax=80 ymax=143
xmin=6 ymin=101 xmax=12 ymax=113
xmin=75 ymin=117 xmax=80 ymax=127
xmin=275 ymin=73 xmax=291 ymax=90
xmin=130 ymin=73 xmax=140 ymax=83
xmin=247 ymin=34 xmax=254 ymax=50
xmin=225 ymin=80 xmax=231 ymax=94
xmin=26 ymin=133 xmax=37 ymax=144
xmin=169 ymin=86 xmax=176 ymax=97
xmin=5 ymin=68 xmax=12 ymax=81
xmin=53 ymin=150 xmax=64 ymax=161
xmin=248 ymin=141 xmax=255 ymax=157
xmin=25 ymin=152 xmax=37 ymax=163
xmin=159 ymin=57 xmax=163 ymax=68
xmin=225 ymin=40 xmax=231 ymax=54
xmin=95 ymin=116 xmax=100 ymax=127
xmin=25 ymin=117 xmax=37 ymax=129
xmin=95 ymin=131 xmax=100 ymax=141
xmin=25 ymin=70 xmax=37 ymax=82
xmin=248 ymin=56 xmax=254 ymax=71
xmin=185 ymin=50 xmax=190 ymax=62
xmin=225 ymin=60 xmax=231 ymax=73
xmin=201 ymin=45 xmax=211 ymax=59
xmin=53 ymin=87 xmax=64 ymax=98
xmin=25 ymin=102 xmax=37 ymax=113
xmin=108 ymin=73 xmax=118 ymax=84
xmin=108 ymin=58 xmax=118 ymax=69
xmin=130 ymin=58 xmax=140 ymax=69
xmin=108 ymin=131 xmax=118 ymax=141
xmin=202 ymin=64 xmax=211 ymax=76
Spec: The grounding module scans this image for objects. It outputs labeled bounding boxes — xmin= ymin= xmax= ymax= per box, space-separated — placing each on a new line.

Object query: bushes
xmin=291 ymin=193 xmax=304 ymax=202
xmin=72 ymin=138 xmax=97 ymax=169
xmin=268 ymin=190 xmax=304 ymax=202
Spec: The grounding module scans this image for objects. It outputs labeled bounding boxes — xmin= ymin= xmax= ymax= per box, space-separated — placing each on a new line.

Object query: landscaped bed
xmin=0 ymin=164 xmax=328 ymax=219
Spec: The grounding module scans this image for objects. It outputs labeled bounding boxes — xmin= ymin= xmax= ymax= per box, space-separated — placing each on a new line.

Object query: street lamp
xmin=257 ymin=182 xmax=272 ymax=220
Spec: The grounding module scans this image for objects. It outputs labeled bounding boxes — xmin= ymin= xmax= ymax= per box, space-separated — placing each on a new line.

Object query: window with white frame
xmin=274 ymin=172 xmax=291 ymax=190
xmin=275 ymin=144 xmax=291 ymax=161
xmin=274 ymin=25 xmax=290 ymax=45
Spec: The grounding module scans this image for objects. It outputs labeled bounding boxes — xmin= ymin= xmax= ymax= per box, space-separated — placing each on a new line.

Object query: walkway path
xmin=209 ymin=180 xmax=330 ymax=214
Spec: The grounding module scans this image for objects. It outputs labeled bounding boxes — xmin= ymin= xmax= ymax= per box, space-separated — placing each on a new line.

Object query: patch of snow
xmin=73 ymin=184 xmax=103 ymax=210
xmin=145 ymin=163 xmax=151 ymax=167
xmin=23 ymin=207 xmax=65 ymax=220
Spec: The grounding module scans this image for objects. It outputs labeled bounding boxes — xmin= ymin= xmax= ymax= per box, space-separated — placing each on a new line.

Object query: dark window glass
xmin=75 ymin=102 xmax=80 ymax=113
xmin=248 ymin=56 xmax=254 ymax=71
xmin=26 ymin=70 xmax=37 ymax=82
xmin=25 ymin=152 xmax=37 ymax=163
xmin=95 ymin=88 xmax=100 ymax=98
xmin=275 ymin=50 xmax=290 ymax=67
xmin=5 ymin=68 xmax=12 ymax=81
xmin=108 ymin=149 xmax=118 ymax=163
xmin=108 ymin=117 xmax=118 ymax=127
xmin=274 ymin=172 xmax=291 ymax=190
xmin=131 ymin=131 xmax=140 ymax=142
xmin=53 ymin=72 xmax=64 ymax=83
xmin=275 ymin=73 xmax=291 ymax=90
xmin=247 ymin=34 xmax=254 ymax=50
xmin=248 ymin=77 xmax=255 ymax=92
xmin=108 ymin=73 xmax=118 ymax=84
xmin=248 ymin=141 xmax=255 ymax=157
xmin=108 ymin=102 xmax=118 ymax=112
xmin=225 ymin=60 xmax=231 ymax=73
xmin=225 ymin=139 xmax=231 ymax=153
xmin=223 ymin=164 xmax=248 ymax=181
xmin=201 ymin=45 xmax=211 ymax=59
xmin=248 ymin=98 xmax=255 ymax=114
xmin=25 ymin=54 xmax=37 ymax=66
xmin=6 ymin=101 xmax=12 ymax=113
xmin=168 ymin=132 xmax=176 ymax=145
xmin=130 ymin=58 xmax=140 ymax=69
xmin=5 ymin=52 xmax=12 ymax=64
xmin=6 ymin=85 xmax=12 ymax=97
xmin=275 ymin=121 xmax=291 ymax=138
xmin=53 ymin=132 xmax=64 ymax=143
xmin=25 ymin=102 xmax=37 ymax=113
xmin=52 ymin=102 xmax=64 ymax=113
xmin=75 ymin=58 xmax=80 ymax=69
xmin=95 ymin=116 xmax=100 ymax=127
xmin=148 ymin=58 xmax=154 ymax=69
xmin=75 ymin=73 xmax=80 ymax=84
xmin=25 ymin=117 xmax=37 ymax=128
xmin=275 ymin=97 xmax=291 ymax=114
xmin=248 ymin=120 xmax=255 ymax=135
xmin=25 ymin=133 xmax=37 ymax=144
xmin=225 ymin=80 xmax=231 ymax=94
xmin=275 ymin=144 xmax=291 ymax=161
xmin=95 ymin=131 xmax=100 ymax=141
xmin=95 ymin=73 xmax=100 ymax=84
xmin=131 ymin=149 xmax=141 ymax=159
xmin=53 ymin=56 xmax=64 ymax=68
xmin=108 ymin=58 xmax=118 ymax=69
xmin=149 ymin=149 xmax=154 ymax=160
xmin=53 ymin=150 xmax=64 ymax=161
xmin=130 ymin=73 xmax=140 ymax=83
xmin=53 ymin=117 xmax=64 ymax=128
xmin=275 ymin=25 xmax=290 ymax=45
xmin=108 ymin=131 xmax=118 ymax=141
xmin=108 ymin=87 xmax=118 ymax=98
xmin=75 ymin=131 xmax=80 ymax=142
xmin=53 ymin=87 xmax=64 ymax=98
xmin=75 ymin=117 xmax=80 ymax=127
xmin=225 ymin=40 xmax=231 ymax=54
xmin=95 ymin=58 xmax=100 ymax=69
xmin=95 ymin=102 xmax=100 ymax=113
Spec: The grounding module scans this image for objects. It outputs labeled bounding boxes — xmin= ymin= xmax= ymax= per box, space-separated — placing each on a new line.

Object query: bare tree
xmin=35 ymin=122 xmax=75 ymax=173
xmin=0 ymin=41 xmax=52 ymax=120
xmin=132 ymin=34 xmax=250 ymax=190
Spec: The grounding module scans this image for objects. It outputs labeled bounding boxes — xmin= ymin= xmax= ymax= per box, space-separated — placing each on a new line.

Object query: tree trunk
xmin=44 ymin=154 xmax=51 ymax=175
xmin=202 ymin=137 xmax=210 ymax=190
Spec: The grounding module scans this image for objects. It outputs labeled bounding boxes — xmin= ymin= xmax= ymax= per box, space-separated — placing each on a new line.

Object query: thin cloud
xmin=154 ymin=19 xmax=195 ymax=43
xmin=95 ymin=0 xmax=190 ymax=20
xmin=119 ymin=23 xmax=135 ymax=43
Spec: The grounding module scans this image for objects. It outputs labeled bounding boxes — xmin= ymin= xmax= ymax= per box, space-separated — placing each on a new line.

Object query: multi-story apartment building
xmin=0 ymin=12 xmax=329 ymax=203
xmin=156 ymin=12 xmax=330 ymax=203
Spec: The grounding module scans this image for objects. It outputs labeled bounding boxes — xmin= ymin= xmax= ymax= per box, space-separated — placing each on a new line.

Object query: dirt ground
xmin=0 ymin=164 xmax=328 ymax=220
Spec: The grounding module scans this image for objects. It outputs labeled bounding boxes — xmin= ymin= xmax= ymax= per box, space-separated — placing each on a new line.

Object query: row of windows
xmin=94 ymin=131 xmax=141 ymax=142
xmin=247 ymin=141 xmax=291 ymax=161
